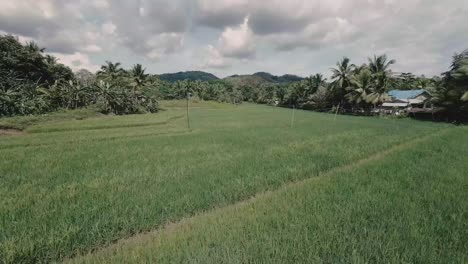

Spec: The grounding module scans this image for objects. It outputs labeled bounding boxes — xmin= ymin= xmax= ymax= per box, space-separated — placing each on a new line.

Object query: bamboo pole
xmin=333 ymin=103 xmax=341 ymax=122
xmin=290 ymin=104 xmax=296 ymax=128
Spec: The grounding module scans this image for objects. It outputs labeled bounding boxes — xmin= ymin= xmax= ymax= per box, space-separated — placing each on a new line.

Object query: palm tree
xmin=368 ymin=54 xmax=395 ymax=76
xmin=346 ymin=69 xmax=372 ymax=106
xmin=25 ymin=41 xmax=45 ymax=53
xmin=448 ymin=50 xmax=468 ymax=100
xmin=440 ymin=50 xmax=468 ymax=110
xmin=98 ymin=61 xmax=125 ymax=80
xmin=130 ymin=64 xmax=148 ymax=93
xmin=416 ymin=77 xmax=432 ymax=89
xmin=44 ymin=55 xmax=57 ymax=65
xmin=366 ymin=75 xmax=391 ymax=105
xmin=353 ymin=64 xmax=369 ymax=75
xmin=330 ymin=57 xmax=356 ymax=107
xmin=331 ymin=57 xmax=355 ymax=90
xmin=365 ymin=55 xmax=396 ymax=106
xmin=307 ymin=73 xmax=327 ymax=95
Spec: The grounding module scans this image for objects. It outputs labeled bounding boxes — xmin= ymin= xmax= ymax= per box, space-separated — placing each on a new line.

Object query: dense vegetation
xmin=1 ymin=34 xmax=467 ymax=120
xmin=0 ymin=35 xmax=158 ymax=116
xmin=157 ymin=71 xmax=219 ymax=82
xmin=226 ymin=72 xmax=304 ymax=85
xmin=2 ymin=102 xmax=465 ymax=263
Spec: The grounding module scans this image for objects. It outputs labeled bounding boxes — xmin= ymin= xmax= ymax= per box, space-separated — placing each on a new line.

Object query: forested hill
xmin=157 ymin=71 xmax=219 ymax=82
xmin=252 ymin=72 xmax=304 ymax=83
xmin=224 ymin=72 xmax=304 ymax=87
xmin=156 ymin=71 xmax=304 ymax=86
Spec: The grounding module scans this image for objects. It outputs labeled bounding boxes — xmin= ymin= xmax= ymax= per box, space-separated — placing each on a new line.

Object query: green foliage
xmin=0 ymin=34 xmax=74 ymax=116
xmin=0 ymin=35 xmax=160 ymax=117
xmin=2 ymin=32 xmax=467 ymax=119
xmin=438 ymin=49 xmax=468 ymax=112
xmin=156 ymin=79 xmax=242 ymax=104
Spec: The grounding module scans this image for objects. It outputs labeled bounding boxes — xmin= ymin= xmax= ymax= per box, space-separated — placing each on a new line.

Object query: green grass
xmin=0 ymin=101 xmax=464 ymax=263
xmin=71 ymin=127 xmax=468 ymax=264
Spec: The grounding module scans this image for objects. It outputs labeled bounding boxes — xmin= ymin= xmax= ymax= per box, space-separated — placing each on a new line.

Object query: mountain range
xmin=156 ymin=71 xmax=304 ymax=85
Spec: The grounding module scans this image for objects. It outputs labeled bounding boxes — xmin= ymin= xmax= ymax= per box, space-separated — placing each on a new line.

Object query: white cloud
xmin=203 ymin=45 xmax=230 ymax=69
xmin=102 ymin=23 xmax=117 ymax=35
xmin=139 ymin=7 xmax=146 ymax=16
xmin=82 ymin=44 xmax=102 ymax=53
xmin=145 ymin=33 xmax=185 ymax=61
xmin=91 ymin=0 xmax=110 ymax=9
xmin=51 ymin=52 xmax=100 ymax=72
xmin=195 ymin=0 xmax=248 ymax=28
xmin=218 ymin=17 xmax=255 ymax=58
xmin=0 ymin=0 xmax=467 ymax=75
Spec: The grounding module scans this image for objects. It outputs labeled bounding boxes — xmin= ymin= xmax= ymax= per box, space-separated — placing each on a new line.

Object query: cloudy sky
xmin=1 ymin=0 xmax=467 ymax=77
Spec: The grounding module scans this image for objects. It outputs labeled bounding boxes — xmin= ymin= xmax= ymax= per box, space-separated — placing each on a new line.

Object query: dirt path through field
xmin=0 ymin=128 xmax=24 ymax=136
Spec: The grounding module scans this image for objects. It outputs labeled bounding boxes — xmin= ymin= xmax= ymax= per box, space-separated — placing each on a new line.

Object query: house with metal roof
xmin=381 ymin=89 xmax=431 ymax=114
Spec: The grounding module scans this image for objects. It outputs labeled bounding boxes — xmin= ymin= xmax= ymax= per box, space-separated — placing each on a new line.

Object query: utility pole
xmin=334 ymin=103 xmax=341 ymax=122
xmin=291 ymin=104 xmax=296 ymax=128
xmin=186 ymin=81 xmax=191 ymax=130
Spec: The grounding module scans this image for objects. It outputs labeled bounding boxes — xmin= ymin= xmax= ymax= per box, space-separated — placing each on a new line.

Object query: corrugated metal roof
xmin=388 ymin=89 xmax=427 ymax=100
xmin=382 ymin=102 xmax=409 ymax=107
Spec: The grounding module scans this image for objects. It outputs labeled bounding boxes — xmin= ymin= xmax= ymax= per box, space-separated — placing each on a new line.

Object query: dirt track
xmin=0 ymin=128 xmax=24 ymax=136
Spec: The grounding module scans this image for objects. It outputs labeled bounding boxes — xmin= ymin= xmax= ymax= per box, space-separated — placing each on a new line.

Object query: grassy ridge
xmin=71 ymin=127 xmax=468 ymax=263
xmin=0 ymin=102 xmax=456 ymax=263
xmin=0 ymin=108 xmax=102 ymax=131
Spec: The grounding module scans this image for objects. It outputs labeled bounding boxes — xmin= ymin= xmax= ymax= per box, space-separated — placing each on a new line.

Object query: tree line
xmin=239 ymin=54 xmax=467 ymax=118
xmin=1 ymin=34 xmax=467 ymax=119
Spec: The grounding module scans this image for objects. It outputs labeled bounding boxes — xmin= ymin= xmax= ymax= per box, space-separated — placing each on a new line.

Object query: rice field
xmin=0 ymin=101 xmax=466 ymax=263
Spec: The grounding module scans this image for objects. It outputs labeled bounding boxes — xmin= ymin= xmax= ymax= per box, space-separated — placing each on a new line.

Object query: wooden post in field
xmin=333 ymin=103 xmax=341 ymax=122
xmin=290 ymin=104 xmax=296 ymax=128
xmin=186 ymin=82 xmax=191 ymax=130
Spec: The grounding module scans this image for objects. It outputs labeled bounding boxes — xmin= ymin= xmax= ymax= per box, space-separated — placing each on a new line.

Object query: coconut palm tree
xmin=44 ymin=55 xmax=57 ymax=65
xmin=346 ymin=69 xmax=372 ymax=106
xmin=415 ymin=77 xmax=432 ymax=89
xmin=130 ymin=64 xmax=148 ymax=93
xmin=368 ymin=54 xmax=395 ymax=76
xmin=307 ymin=73 xmax=327 ymax=95
xmin=331 ymin=57 xmax=355 ymax=90
xmin=330 ymin=57 xmax=356 ymax=107
xmin=440 ymin=50 xmax=468 ymax=111
xmin=366 ymin=75 xmax=391 ymax=105
xmin=25 ymin=41 xmax=45 ymax=53
xmin=98 ymin=61 xmax=125 ymax=80
xmin=364 ymin=55 xmax=396 ymax=106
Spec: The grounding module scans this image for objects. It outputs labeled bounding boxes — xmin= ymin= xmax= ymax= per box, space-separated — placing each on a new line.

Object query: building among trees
xmin=381 ymin=89 xmax=431 ymax=115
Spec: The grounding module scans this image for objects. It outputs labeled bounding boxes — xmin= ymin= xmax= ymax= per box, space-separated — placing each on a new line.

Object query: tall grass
xmin=71 ymin=127 xmax=468 ymax=263
xmin=0 ymin=102 xmax=457 ymax=263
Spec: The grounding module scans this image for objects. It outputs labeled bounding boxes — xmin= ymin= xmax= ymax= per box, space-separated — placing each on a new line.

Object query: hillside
xmin=253 ymin=72 xmax=304 ymax=83
xmin=157 ymin=71 xmax=219 ymax=82
xmin=155 ymin=71 xmax=303 ymax=86
xmin=224 ymin=72 xmax=304 ymax=87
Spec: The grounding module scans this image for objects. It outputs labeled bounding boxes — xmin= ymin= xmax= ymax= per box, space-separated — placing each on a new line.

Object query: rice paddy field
xmin=0 ymin=101 xmax=467 ymax=263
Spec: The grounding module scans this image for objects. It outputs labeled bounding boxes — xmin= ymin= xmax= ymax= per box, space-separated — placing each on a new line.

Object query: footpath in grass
xmin=0 ymin=103 xmax=455 ymax=263
xmin=70 ymin=127 xmax=468 ymax=263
